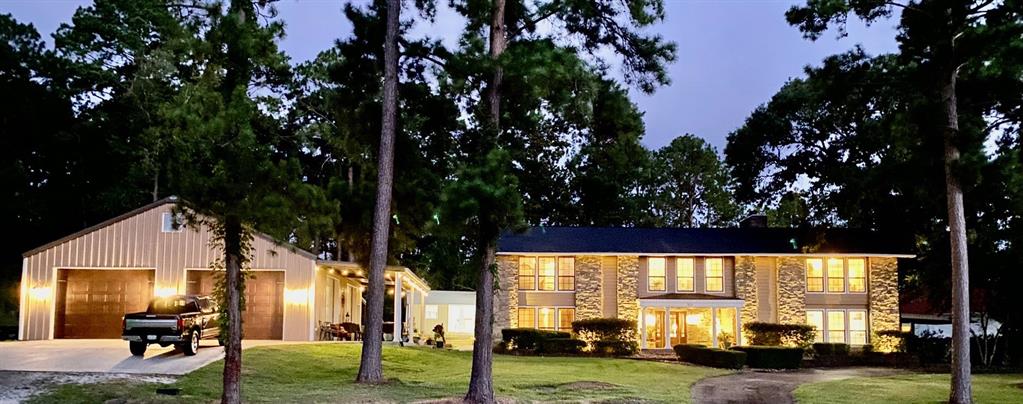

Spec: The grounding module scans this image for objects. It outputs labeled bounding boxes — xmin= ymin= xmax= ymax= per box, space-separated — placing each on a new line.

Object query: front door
xmin=670 ymin=310 xmax=688 ymax=346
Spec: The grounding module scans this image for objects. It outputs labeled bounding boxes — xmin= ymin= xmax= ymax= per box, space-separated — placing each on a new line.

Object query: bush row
xmin=731 ymin=346 xmax=805 ymax=369
xmin=673 ymin=344 xmax=746 ymax=369
xmin=743 ymin=322 xmax=816 ymax=348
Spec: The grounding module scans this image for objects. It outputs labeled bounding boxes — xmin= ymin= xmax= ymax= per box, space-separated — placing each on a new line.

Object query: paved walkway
xmin=691 ymin=367 xmax=904 ymax=404
xmin=0 ymin=339 xmax=302 ymax=375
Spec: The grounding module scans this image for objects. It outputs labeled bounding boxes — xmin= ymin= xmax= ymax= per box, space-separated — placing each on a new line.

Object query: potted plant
xmin=412 ymin=329 xmax=421 ymax=344
xmin=433 ymin=324 xmax=446 ymax=349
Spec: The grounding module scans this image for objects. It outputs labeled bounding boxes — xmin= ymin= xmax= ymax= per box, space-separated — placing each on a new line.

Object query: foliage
xmin=905 ymin=330 xmax=951 ymax=365
xmin=591 ymin=340 xmax=639 ymax=357
xmin=500 ymin=328 xmax=571 ymax=352
xmin=812 ymin=343 xmax=851 ymax=357
xmin=742 ymin=322 xmax=816 ymax=348
xmin=571 ymin=318 xmax=637 ymax=342
xmin=649 ymin=135 xmax=739 ymax=227
xmin=873 ymin=330 xmax=910 ymax=353
xmin=674 ymin=344 xmax=747 ymax=369
xmin=730 ymin=345 xmax=804 ymax=369
xmin=537 ymin=338 xmax=587 ymax=355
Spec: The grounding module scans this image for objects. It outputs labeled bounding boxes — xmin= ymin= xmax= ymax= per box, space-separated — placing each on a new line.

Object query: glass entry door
xmin=670 ymin=310 xmax=688 ymax=346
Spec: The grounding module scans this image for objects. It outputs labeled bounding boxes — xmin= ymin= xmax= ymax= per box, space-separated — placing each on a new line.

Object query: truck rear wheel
xmin=129 ymin=341 xmax=147 ymax=356
xmin=182 ymin=331 xmax=199 ymax=356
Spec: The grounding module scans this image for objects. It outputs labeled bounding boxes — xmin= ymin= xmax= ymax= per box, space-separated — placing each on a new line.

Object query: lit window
xmin=849 ymin=310 xmax=867 ymax=345
xmin=676 ymin=258 xmax=694 ymax=292
xmin=847 ymin=259 xmax=866 ymax=292
xmin=557 ymin=308 xmax=575 ymax=331
xmin=518 ymin=257 xmax=536 ymax=290
xmin=807 ymin=310 xmax=825 ymax=343
xmin=161 ymin=212 xmax=183 ymax=233
xmin=538 ymin=257 xmax=556 ymax=291
xmin=806 ymin=259 xmax=824 ymax=292
xmin=425 ymin=305 xmax=438 ymax=320
xmin=648 ymin=258 xmax=666 ymax=291
xmin=827 ymin=311 xmax=846 ymax=343
xmin=827 ymin=258 xmax=845 ymax=292
xmin=537 ymin=307 xmax=556 ymax=330
xmin=705 ymin=258 xmax=724 ymax=292
xmin=517 ymin=308 xmax=535 ymax=328
xmin=558 ymin=257 xmax=575 ymax=291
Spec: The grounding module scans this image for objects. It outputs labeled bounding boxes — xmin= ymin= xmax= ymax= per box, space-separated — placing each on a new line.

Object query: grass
xmin=30 ymin=343 xmax=728 ymax=403
xmin=794 ymin=373 xmax=1023 ymax=404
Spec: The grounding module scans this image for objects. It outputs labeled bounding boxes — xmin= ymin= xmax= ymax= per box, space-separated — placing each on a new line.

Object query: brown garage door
xmin=55 ymin=269 xmax=154 ymax=338
xmin=186 ymin=270 xmax=284 ymax=340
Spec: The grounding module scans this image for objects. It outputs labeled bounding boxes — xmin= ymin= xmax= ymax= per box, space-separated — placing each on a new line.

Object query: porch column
xmin=711 ymin=308 xmax=719 ymax=348
xmin=662 ymin=307 xmax=670 ymax=349
xmin=393 ymin=272 xmax=403 ymax=342
xmin=640 ymin=306 xmax=647 ymax=349
xmin=736 ymin=310 xmax=743 ymax=346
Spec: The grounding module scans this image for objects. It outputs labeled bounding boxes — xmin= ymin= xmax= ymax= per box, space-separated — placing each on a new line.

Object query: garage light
xmin=154 ymin=287 xmax=177 ymax=298
xmin=29 ymin=286 xmax=52 ymax=301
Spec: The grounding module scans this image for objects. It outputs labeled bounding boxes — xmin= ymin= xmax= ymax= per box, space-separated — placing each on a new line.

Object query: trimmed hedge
xmin=539 ymin=338 xmax=586 ymax=354
xmin=812 ymin=343 xmax=850 ymax=357
xmin=874 ymin=330 xmax=910 ymax=353
xmin=501 ymin=328 xmax=570 ymax=351
xmin=743 ymin=322 xmax=816 ymax=348
xmin=572 ymin=318 xmax=637 ymax=341
xmin=592 ymin=340 xmax=639 ymax=356
xmin=674 ymin=344 xmax=747 ymax=369
xmin=731 ymin=346 xmax=804 ymax=369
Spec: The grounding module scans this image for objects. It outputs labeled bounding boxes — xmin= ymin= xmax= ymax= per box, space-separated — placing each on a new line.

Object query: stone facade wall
xmin=574 ymin=256 xmax=603 ymax=320
xmin=494 ymin=255 xmax=518 ymax=339
xmin=869 ymin=257 xmax=900 ymax=335
xmin=734 ymin=256 xmax=759 ymax=328
xmin=776 ymin=256 xmax=806 ymax=324
xmin=616 ymin=256 xmax=639 ymax=322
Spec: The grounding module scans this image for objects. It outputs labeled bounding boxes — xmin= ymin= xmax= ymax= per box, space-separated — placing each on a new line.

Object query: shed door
xmin=56 ymin=269 xmax=154 ymax=338
xmin=186 ymin=270 xmax=284 ymax=340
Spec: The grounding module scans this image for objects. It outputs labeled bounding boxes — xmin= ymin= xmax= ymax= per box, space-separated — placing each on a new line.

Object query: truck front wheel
xmin=129 ymin=341 xmax=147 ymax=356
xmin=181 ymin=331 xmax=199 ymax=356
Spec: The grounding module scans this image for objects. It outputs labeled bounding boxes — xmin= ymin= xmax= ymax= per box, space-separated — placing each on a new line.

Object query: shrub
xmin=905 ymin=330 xmax=950 ymax=364
xmin=812 ymin=343 xmax=850 ymax=357
xmin=873 ymin=330 xmax=910 ymax=353
xmin=592 ymin=340 xmax=639 ymax=356
xmin=743 ymin=322 xmax=816 ymax=348
xmin=538 ymin=338 xmax=586 ymax=354
xmin=500 ymin=328 xmax=570 ymax=352
xmin=731 ymin=346 xmax=804 ymax=369
xmin=674 ymin=344 xmax=747 ymax=369
xmin=572 ymin=318 xmax=637 ymax=341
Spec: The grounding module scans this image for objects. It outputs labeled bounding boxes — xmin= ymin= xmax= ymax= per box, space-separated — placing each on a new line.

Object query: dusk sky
xmin=2 ymin=0 xmax=901 ymax=150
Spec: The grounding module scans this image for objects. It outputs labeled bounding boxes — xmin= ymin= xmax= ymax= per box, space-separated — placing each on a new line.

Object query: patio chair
xmin=340 ymin=322 xmax=361 ymax=341
xmin=329 ymin=323 xmax=349 ymax=341
xmin=317 ymin=321 xmax=332 ymax=341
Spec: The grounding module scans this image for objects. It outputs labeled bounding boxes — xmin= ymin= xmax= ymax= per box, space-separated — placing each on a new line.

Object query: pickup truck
xmin=122 ymin=295 xmax=221 ymax=356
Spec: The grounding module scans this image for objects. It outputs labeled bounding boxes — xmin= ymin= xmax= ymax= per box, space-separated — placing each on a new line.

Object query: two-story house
xmin=494 ymin=216 xmax=911 ymax=350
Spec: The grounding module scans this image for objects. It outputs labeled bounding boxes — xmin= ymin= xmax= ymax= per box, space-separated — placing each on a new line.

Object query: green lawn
xmin=31 ymin=343 xmax=727 ymax=403
xmin=794 ymin=373 xmax=1023 ymax=404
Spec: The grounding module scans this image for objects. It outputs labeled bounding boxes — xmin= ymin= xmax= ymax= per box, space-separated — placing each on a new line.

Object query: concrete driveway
xmin=0 ymin=339 xmax=294 ymax=375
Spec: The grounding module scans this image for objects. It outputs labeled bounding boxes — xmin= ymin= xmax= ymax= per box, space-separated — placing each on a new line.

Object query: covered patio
xmin=314 ymin=261 xmax=431 ymax=343
xmin=638 ymin=294 xmax=744 ymax=350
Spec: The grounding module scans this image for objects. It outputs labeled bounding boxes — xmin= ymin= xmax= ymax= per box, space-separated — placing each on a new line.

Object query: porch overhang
xmin=639 ymin=293 xmax=744 ymax=309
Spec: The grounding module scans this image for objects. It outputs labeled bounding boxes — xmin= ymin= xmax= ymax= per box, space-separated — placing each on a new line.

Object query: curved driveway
xmin=691 ymin=367 xmax=905 ymax=404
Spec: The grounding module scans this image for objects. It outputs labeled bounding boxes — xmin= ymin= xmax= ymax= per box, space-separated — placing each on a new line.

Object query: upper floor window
xmin=518 ymin=256 xmax=575 ymax=291
xmin=558 ymin=257 xmax=575 ymax=291
xmin=538 ymin=257 xmax=557 ymax=291
xmin=161 ymin=212 xmax=183 ymax=233
xmin=676 ymin=258 xmax=694 ymax=292
xmin=518 ymin=257 xmax=536 ymax=290
xmin=806 ymin=258 xmax=867 ymax=294
xmin=648 ymin=257 xmax=666 ymax=291
xmin=705 ymin=258 xmax=724 ymax=292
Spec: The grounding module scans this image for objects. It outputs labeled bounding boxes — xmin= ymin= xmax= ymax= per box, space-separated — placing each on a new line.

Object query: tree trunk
xmin=942 ymin=67 xmax=972 ymax=404
xmin=221 ymin=216 xmax=244 ymax=404
xmin=465 ymin=235 xmax=497 ymax=403
xmin=465 ymin=1 xmax=506 ymax=403
xmin=356 ymin=0 xmax=400 ymax=384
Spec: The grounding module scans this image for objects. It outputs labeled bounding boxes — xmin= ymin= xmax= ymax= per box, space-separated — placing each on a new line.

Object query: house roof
xmin=497 ymin=226 xmax=914 ymax=257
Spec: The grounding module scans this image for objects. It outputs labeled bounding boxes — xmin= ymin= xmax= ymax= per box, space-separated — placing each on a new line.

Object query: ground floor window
xmin=517 ymin=306 xmax=575 ymax=331
xmin=641 ymin=305 xmax=739 ymax=349
xmin=806 ymin=308 xmax=868 ymax=345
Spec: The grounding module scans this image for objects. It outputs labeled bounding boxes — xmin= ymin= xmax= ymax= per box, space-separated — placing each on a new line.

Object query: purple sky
xmin=2 ymin=0 xmax=899 ymax=150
